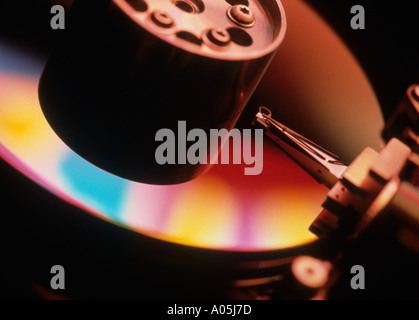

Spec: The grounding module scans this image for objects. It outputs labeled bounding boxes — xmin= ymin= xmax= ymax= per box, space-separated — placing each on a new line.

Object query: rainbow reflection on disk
xmin=0 ymin=40 xmax=327 ymax=251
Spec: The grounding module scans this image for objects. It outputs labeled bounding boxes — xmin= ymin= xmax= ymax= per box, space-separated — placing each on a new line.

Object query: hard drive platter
xmin=0 ymin=0 xmax=418 ymax=300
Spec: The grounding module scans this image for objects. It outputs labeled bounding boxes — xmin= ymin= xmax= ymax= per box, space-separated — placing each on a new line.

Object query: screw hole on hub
xmin=175 ymin=1 xmax=194 ymax=13
xmin=225 ymin=0 xmax=249 ymax=6
xmin=176 ymin=31 xmax=203 ymax=46
xmin=125 ymin=0 xmax=148 ymax=12
xmin=172 ymin=0 xmax=205 ymax=14
xmin=228 ymin=28 xmax=253 ymax=47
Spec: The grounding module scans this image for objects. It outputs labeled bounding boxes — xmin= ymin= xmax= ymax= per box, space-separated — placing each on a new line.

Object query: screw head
xmin=292 ymin=256 xmax=331 ymax=289
xmin=227 ymin=5 xmax=256 ymax=28
xmin=207 ymin=28 xmax=231 ymax=47
xmin=150 ymin=11 xmax=174 ymax=28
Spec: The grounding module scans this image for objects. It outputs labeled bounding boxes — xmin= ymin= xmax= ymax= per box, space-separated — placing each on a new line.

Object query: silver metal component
xmin=227 ymin=5 xmax=256 ymax=28
xmin=40 ymin=1 xmax=286 ymax=184
xmin=383 ymin=84 xmax=419 ymax=149
xmin=254 ymin=107 xmax=348 ymax=188
xmin=292 ymin=256 xmax=331 ymax=289
xmin=203 ymin=28 xmax=231 ymax=49
xmin=253 ymin=108 xmax=415 ymax=238
xmin=150 ymin=10 xmax=174 ymax=28
xmin=117 ymin=0 xmax=286 ymax=59
xmin=390 ymin=182 xmax=419 ymax=233
xmin=311 ymin=138 xmax=413 ymax=238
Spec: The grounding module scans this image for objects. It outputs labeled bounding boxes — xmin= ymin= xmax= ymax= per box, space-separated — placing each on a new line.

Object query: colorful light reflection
xmin=0 ymin=41 xmax=326 ymax=251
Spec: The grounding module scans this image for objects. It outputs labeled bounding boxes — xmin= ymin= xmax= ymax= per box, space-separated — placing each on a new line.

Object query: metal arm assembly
xmin=254 ymin=85 xmax=419 ymax=240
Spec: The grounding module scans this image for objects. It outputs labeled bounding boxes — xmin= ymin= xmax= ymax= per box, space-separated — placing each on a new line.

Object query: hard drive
xmin=0 ymin=0 xmax=418 ymax=301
